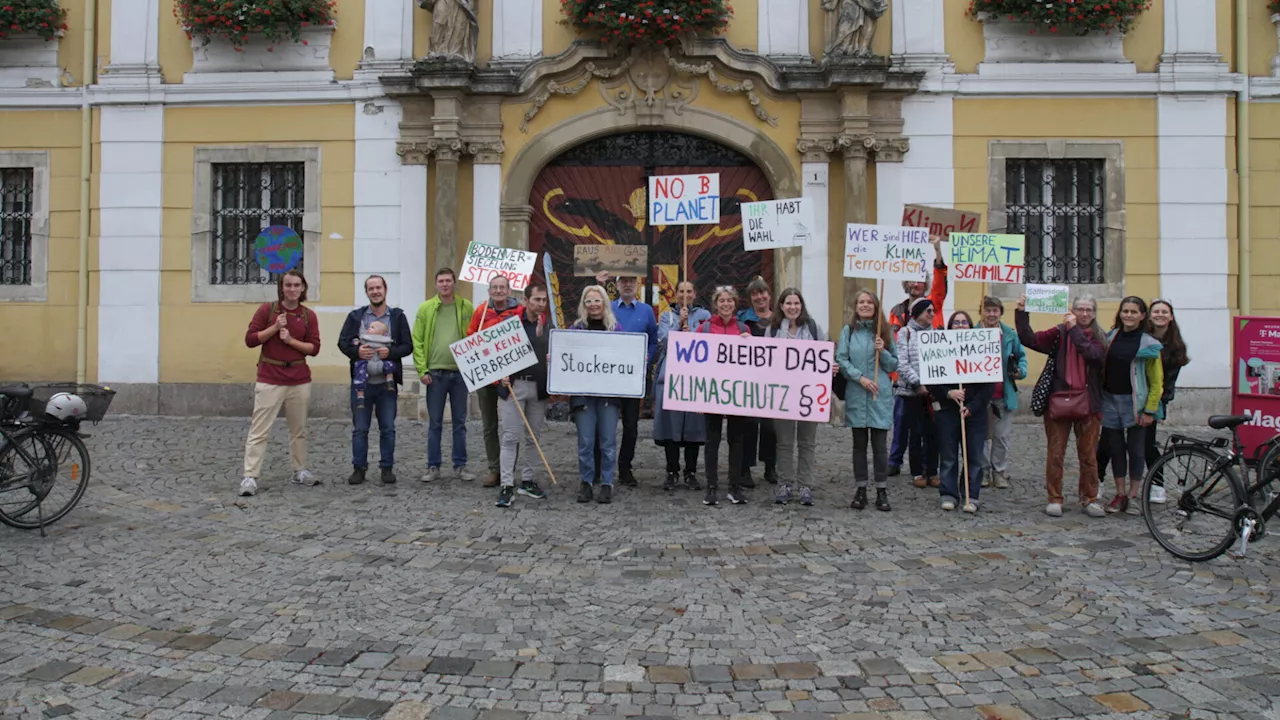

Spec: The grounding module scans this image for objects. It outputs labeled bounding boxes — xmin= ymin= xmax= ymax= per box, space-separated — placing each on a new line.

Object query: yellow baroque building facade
xmin=0 ymin=0 xmax=1275 ymax=420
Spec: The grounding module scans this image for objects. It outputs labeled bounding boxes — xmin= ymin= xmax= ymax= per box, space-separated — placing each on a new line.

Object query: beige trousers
xmin=242 ymin=382 xmax=311 ymax=478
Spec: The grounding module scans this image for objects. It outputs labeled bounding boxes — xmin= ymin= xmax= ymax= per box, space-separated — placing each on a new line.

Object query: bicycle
xmin=1141 ymin=414 xmax=1280 ymax=562
xmin=0 ymin=383 xmax=114 ymax=536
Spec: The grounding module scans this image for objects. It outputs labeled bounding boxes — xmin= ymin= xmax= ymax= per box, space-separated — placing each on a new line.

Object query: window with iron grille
xmin=210 ymin=162 xmax=306 ymax=285
xmin=0 ymin=168 xmax=34 ymax=286
xmin=1005 ymin=158 xmax=1106 ymax=285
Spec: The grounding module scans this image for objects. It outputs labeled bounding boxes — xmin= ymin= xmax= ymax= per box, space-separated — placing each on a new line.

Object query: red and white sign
xmin=648 ymin=173 xmax=720 ymax=226
xmin=459 ymin=242 xmax=538 ymax=291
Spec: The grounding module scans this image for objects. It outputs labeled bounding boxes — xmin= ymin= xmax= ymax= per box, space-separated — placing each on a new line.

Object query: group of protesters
xmin=235 ymin=253 xmax=1189 ymax=517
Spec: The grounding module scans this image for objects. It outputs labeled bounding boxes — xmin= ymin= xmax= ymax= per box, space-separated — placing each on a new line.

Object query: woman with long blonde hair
xmin=568 ymin=285 xmax=624 ymax=505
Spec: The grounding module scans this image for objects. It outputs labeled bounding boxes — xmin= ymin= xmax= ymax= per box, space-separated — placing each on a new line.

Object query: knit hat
xmin=910 ymin=297 xmax=933 ymax=319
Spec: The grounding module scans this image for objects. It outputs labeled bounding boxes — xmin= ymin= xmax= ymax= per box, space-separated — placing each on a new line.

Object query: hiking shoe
xmin=422 ymin=467 xmax=440 ymax=483
xmin=1045 ymin=502 xmax=1064 ymax=517
xmin=496 ymin=485 xmax=515 ymax=507
xmin=875 ymin=488 xmax=891 ymax=512
xmin=619 ymin=468 xmax=638 ymax=487
xmin=380 ymin=467 xmax=397 ymax=485
xmin=941 ymin=497 xmax=956 ymax=511
xmin=455 ymin=466 xmax=476 ymax=482
xmin=1125 ymin=497 xmax=1142 ymax=515
xmin=962 ymin=501 xmax=978 ymax=514
xmin=928 ymin=476 xmax=941 ymax=488
xmin=1084 ymin=502 xmax=1107 ymax=518
xmin=1149 ymin=485 xmax=1167 ymax=504
xmin=888 ymin=465 xmax=901 ymax=477
xmin=913 ymin=475 xmax=927 ymax=489
xmin=663 ymin=471 xmax=678 ymax=491
xmin=683 ymin=471 xmax=702 ymax=491
xmin=739 ymin=471 xmax=756 ymax=489
xmin=347 ymin=467 xmax=366 ymax=485
xmin=517 ymin=481 xmax=547 ymax=500
xmin=294 ymin=470 xmax=319 ymax=486
xmin=728 ymin=490 xmax=748 ymax=505
xmin=851 ymin=487 xmax=867 ymax=510
xmin=1106 ymin=495 xmax=1127 ymax=514
xmin=994 ymin=472 xmax=1010 ymax=489
xmin=483 ymin=472 xmax=500 ymax=488
xmin=981 ymin=475 xmax=991 ymax=488
xmin=597 ymin=485 xmax=613 ymax=504
xmin=577 ymin=483 xmax=593 ymax=503
xmin=798 ymin=487 xmax=814 ymax=506
xmin=238 ymin=477 xmax=258 ymax=497
xmin=764 ymin=465 xmax=778 ymax=485
xmin=703 ymin=489 xmax=718 ymax=506
xmin=775 ymin=484 xmax=792 ymax=505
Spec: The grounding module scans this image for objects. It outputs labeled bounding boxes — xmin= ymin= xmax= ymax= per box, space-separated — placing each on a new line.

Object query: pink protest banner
xmin=662 ymin=331 xmax=834 ymax=422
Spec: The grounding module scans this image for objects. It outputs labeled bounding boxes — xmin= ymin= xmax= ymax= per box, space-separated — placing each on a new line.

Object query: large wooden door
xmin=529 ymin=132 xmax=774 ymax=325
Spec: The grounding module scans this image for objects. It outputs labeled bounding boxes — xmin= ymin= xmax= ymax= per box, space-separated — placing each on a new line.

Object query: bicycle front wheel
xmin=0 ymin=427 xmax=90 ymax=530
xmin=1142 ymin=444 xmax=1246 ymax=562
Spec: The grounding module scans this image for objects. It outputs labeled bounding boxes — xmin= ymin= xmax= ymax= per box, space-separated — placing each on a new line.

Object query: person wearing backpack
xmin=238 ymin=270 xmax=321 ymax=497
xmin=765 ymin=288 xmax=827 ymax=507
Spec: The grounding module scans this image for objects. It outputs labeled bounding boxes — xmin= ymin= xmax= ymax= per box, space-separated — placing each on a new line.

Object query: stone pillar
xmin=101 ymin=0 xmax=161 ymax=85
xmin=758 ymin=0 xmax=810 ymax=61
xmin=1159 ymin=0 xmax=1226 ymax=72
xmin=838 ymin=134 xmax=874 ymax=325
xmin=501 ymin=205 xmax=534 ymax=251
xmin=798 ymin=138 xmax=835 ymax=332
xmin=357 ymin=0 xmax=416 ymax=76
xmin=492 ymin=0 xmax=542 ymax=64
xmin=469 ymin=141 xmax=504 ymax=305
xmin=429 ymin=139 xmax=462 ymax=277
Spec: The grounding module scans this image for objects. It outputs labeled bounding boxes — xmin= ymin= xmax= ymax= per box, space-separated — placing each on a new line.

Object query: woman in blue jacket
xmin=837 ymin=290 xmax=898 ymax=512
xmin=930 ymin=311 xmax=997 ymax=513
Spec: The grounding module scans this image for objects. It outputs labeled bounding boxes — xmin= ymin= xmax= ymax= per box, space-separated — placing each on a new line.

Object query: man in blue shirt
xmin=596 ymin=271 xmax=658 ymax=487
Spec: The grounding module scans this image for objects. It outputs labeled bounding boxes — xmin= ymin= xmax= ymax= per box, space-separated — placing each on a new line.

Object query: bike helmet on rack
xmin=45 ymin=392 xmax=87 ymax=421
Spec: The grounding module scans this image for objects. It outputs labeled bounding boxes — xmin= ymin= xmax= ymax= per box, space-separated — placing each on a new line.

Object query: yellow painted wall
xmin=0 ymin=111 xmax=87 ymax=380
xmin=541 ymin=0 xmax=574 ymax=58
xmin=55 ymin=0 xmax=88 ymax=86
xmin=158 ymin=105 xmax=355 ymax=384
xmin=98 ymin=0 xmax=111 ymax=71
xmin=1248 ymin=102 xmax=1280 ymax=315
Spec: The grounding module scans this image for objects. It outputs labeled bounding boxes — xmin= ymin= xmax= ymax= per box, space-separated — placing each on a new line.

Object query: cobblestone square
xmin=2 ymin=416 xmax=1279 ymax=719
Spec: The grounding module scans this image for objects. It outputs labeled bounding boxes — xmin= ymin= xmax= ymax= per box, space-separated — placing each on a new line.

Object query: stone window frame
xmin=191 ymin=146 xmax=322 ymax=303
xmin=987 ymin=139 xmax=1125 ymax=302
xmin=0 ymin=150 xmax=50 ymax=303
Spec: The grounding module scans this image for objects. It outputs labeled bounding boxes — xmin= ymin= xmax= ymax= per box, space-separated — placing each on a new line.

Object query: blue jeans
xmin=889 ymin=395 xmax=908 ymax=466
xmin=937 ymin=407 xmax=988 ymax=505
xmin=426 ymin=370 xmax=468 ymax=469
xmin=575 ymin=397 xmax=619 ymax=486
xmin=352 ymin=383 xmax=397 ymax=468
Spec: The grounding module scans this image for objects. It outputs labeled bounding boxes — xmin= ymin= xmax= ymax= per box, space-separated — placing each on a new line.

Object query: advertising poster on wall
xmin=1233 ymin=316 xmax=1280 ymax=459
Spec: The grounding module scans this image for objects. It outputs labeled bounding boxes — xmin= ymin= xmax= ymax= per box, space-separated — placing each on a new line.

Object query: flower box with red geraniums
xmin=0 ymin=0 xmax=66 ymax=41
xmin=968 ymin=0 xmax=1151 ymax=37
xmin=176 ymin=0 xmax=335 ymax=50
xmin=561 ymin=0 xmax=732 ymax=49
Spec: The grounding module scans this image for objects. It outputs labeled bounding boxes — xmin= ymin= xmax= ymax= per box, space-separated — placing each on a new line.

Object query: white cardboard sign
xmin=741 ymin=198 xmax=815 ymax=251
xmin=459 ymin=242 xmax=538 ymax=291
xmin=449 ymin=315 xmax=538 ymax=392
xmin=546 ymin=329 xmax=649 ymax=398
xmin=648 ymin=173 xmax=720 ymax=226
xmin=918 ymin=328 xmax=1004 ymax=385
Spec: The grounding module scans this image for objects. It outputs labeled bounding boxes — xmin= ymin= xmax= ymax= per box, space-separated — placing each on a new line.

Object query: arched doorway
xmin=529 ymin=131 xmax=774 ymax=324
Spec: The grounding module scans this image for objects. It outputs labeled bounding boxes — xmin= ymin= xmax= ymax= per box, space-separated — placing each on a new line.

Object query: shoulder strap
xmin=806 ymin=319 xmax=817 ymax=339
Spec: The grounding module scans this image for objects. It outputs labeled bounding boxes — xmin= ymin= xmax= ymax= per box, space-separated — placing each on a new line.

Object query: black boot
xmin=577 ymin=482 xmax=593 ymax=503
xmin=663 ymin=471 xmax=678 ymax=491
xmin=764 ymin=464 xmax=778 ymax=485
xmin=347 ymin=467 xmax=366 ymax=485
xmin=597 ymin=485 xmax=613 ymax=504
xmin=619 ymin=467 xmax=638 ymax=487
xmin=876 ymin=488 xmax=891 ymax=512
xmin=851 ymin=487 xmax=867 ymax=510
xmin=683 ymin=471 xmax=701 ymax=491
xmin=739 ymin=470 xmax=757 ymax=489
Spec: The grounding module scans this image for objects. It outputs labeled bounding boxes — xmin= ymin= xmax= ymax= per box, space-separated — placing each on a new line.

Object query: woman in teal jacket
xmin=1100 ymin=296 xmax=1164 ymax=515
xmin=837 ymin=290 xmax=899 ymax=512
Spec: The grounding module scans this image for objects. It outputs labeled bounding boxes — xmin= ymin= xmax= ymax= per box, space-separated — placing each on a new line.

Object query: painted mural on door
xmin=529 ymin=132 xmax=774 ymax=325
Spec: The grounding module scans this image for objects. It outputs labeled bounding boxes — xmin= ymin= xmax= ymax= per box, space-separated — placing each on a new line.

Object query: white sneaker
xmin=962 ymin=502 xmax=978 ymax=513
xmin=994 ymin=472 xmax=1010 ymax=490
xmin=238 ymin=477 xmax=258 ymax=497
xmin=455 ymin=466 xmax=476 ymax=482
xmin=422 ymin=467 xmax=440 ymax=483
xmin=941 ymin=498 xmax=956 ymax=511
xmin=1045 ymin=502 xmax=1063 ymax=517
xmin=1084 ymin=502 xmax=1107 ymax=518
xmin=1149 ymin=485 xmax=1167 ymax=504
xmin=294 ymin=470 xmax=319 ymax=486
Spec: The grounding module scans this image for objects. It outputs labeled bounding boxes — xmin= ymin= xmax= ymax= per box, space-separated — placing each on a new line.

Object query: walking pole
xmin=959 ymin=382 xmax=973 ymax=510
xmin=503 ymin=379 xmax=558 ymax=485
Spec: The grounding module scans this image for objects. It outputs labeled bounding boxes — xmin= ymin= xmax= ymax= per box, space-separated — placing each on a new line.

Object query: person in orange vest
xmin=468 ymin=275 xmax=525 ymax=487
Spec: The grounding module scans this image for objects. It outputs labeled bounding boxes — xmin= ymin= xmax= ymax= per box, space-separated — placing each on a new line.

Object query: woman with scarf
xmin=652 ymin=281 xmax=711 ymax=492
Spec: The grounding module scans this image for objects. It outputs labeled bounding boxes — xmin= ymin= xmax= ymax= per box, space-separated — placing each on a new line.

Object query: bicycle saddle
xmin=1207 ymin=414 xmax=1252 ymax=430
xmin=0 ymin=386 xmax=32 ymax=400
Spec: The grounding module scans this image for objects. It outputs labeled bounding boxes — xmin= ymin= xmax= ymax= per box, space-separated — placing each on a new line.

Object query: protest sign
xmin=459 ymin=242 xmax=538 ymax=291
xmin=449 ymin=315 xmax=538 ymax=393
xmin=574 ymin=244 xmax=649 ymax=277
xmin=662 ymin=332 xmax=834 ymax=423
xmin=948 ymin=233 xmax=1025 ymax=284
xmin=843 ymin=223 xmax=934 ymax=281
xmin=741 ymin=198 xmax=815 ymax=251
xmin=648 ymin=173 xmax=720 ymax=226
xmin=546 ymin=330 xmax=649 ymax=399
xmin=253 ymin=225 xmax=303 ymax=273
xmin=902 ymin=204 xmax=982 ymax=238
xmin=1025 ymin=284 xmax=1070 ymax=314
xmin=918 ymin=328 xmax=1004 ymax=385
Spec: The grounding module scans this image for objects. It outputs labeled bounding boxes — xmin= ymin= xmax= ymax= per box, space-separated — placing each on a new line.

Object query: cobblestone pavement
xmin=2 ymin=416 xmax=1280 ymax=720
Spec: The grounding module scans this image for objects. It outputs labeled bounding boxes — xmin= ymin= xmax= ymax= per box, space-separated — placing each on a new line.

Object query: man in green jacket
xmin=980 ymin=296 xmax=1028 ymax=490
xmin=411 ymin=268 xmax=476 ymax=483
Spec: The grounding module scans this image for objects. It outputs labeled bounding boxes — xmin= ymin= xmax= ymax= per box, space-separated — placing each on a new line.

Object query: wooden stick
xmin=682 ymin=225 xmax=688 ymax=281
xmin=502 ymin=379 xmax=558 ymax=486
xmin=959 ymin=382 xmax=971 ymax=509
xmin=874 ymin=279 xmax=883 ymax=378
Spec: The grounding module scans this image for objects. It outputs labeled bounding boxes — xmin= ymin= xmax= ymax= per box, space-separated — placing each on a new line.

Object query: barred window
xmin=0 ymin=168 xmax=34 ymax=286
xmin=211 ymin=162 xmax=306 ymax=285
xmin=1005 ymin=158 xmax=1105 ymax=285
